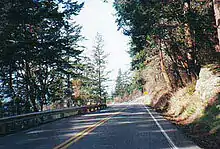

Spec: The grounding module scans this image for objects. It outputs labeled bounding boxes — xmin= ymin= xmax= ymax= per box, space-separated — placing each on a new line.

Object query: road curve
xmin=0 ymin=104 xmax=201 ymax=149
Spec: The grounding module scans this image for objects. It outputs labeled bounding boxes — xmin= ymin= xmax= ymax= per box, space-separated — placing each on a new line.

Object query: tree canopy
xmin=114 ymin=0 xmax=218 ymax=71
xmin=0 ymin=0 xmax=84 ymax=114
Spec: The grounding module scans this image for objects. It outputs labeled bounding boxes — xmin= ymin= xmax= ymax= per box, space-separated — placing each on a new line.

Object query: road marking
xmin=143 ymin=105 xmax=178 ymax=149
xmin=53 ymin=111 xmax=122 ymax=149
xmin=63 ymin=117 xmax=110 ymax=148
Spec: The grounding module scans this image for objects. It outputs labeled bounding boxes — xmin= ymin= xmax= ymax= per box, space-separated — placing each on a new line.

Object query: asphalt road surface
xmin=0 ymin=103 xmax=201 ymax=149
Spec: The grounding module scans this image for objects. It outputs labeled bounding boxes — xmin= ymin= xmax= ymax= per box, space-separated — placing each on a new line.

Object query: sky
xmin=75 ymin=0 xmax=131 ymax=93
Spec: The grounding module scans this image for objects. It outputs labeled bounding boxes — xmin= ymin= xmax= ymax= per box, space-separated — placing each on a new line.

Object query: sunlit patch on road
xmin=26 ymin=130 xmax=50 ymax=134
xmin=70 ymin=118 xmax=104 ymax=123
xmin=116 ymin=121 xmax=133 ymax=124
xmin=83 ymin=112 xmax=121 ymax=117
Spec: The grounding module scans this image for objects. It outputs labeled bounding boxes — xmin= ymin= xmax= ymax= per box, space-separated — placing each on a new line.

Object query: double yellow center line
xmin=54 ymin=111 xmax=122 ymax=149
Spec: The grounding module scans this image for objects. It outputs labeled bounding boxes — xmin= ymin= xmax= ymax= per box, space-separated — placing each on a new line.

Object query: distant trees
xmin=0 ymin=0 xmax=84 ymax=115
xmin=114 ymin=69 xmax=132 ymax=97
xmin=115 ymin=69 xmax=123 ymax=97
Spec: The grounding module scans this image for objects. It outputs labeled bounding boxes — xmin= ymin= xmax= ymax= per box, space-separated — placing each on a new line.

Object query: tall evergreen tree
xmin=90 ymin=33 xmax=109 ymax=104
xmin=114 ymin=69 xmax=132 ymax=97
xmin=115 ymin=69 xmax=123 ymax=97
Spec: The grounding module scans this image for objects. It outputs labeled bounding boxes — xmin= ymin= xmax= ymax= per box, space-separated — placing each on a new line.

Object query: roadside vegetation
xmin=113 ymin=0 xmax=220 ymax=148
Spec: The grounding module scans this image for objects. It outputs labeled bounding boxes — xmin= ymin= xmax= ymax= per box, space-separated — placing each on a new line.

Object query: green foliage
xmin=114 ymin=68 xmax=138 ymax=98
xmin=192 ymin=94 xmax=220 ymax=143
xmin=115 ymin=69 xmax=125 ymax=97
xmin=114 ymin=0 xmax=218 ymax=72
xmin=0 ymin=0 xmax=84 ymax=115
xmin=81 ymin=33 xmax=110 ymax=104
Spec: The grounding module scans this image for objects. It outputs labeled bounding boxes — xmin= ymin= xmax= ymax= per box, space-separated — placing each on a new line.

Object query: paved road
xmin=0 ymin=103 xmax=201 ymax=149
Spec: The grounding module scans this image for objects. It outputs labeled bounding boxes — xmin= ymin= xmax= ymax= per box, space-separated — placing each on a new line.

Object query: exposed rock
xmin=195 ymin=67 xmax=220 ymax=102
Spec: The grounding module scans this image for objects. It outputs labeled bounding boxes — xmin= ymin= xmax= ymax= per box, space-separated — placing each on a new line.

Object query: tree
xmin=115 ymin=69 xmax=123 ymax=97
xmin=78 ymin=56 xmax=96 ymax=104
xmin=213 ymin=0 xmax=220 ymax=51
xmin=0 ymin=0 xmax=84 ymax=114
xmin=114 ymin=69 xmax=133 ymax=98
xmin=90 ymin=33 xmax=109 ymax=104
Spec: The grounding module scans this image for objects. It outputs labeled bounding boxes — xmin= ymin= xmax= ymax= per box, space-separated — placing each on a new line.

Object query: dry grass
xmin=180 ymin=93 xmax=220 ymax=149
xmin=164 ymin=84 xmax=205 ymax=124
xmin=141 ymin=61 xmax=220 ymax=148
xmin=162 ymin=83 xmax=220 ymax=148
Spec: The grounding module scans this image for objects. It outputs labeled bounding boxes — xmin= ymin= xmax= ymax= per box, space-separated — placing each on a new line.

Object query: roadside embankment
xmin=144 ymin=64 xmax=220 ymax=148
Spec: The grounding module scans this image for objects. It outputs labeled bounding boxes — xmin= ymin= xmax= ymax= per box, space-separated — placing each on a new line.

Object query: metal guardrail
xmin=0 ymin=104 xmax=107 ymax=136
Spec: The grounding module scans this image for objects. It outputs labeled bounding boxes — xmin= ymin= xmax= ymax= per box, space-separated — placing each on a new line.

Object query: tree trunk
xmin=40 ymin=96 xmax=45 ymax=111
xmin=98 ymin=66 xmax=102 ymax=103
xmin=159 ymin=48 xmax=172 ymax=91
xmin=184 ymin=0 xmax=193 ymax=49
xmin=9 ymin=64 xmax=13 ymax=92
xmin=184 ymin=23 xmax=193 ymax=48
xmin=213 ymin=0 xmax=220 ymax=51
xmin=25 ymin=61 xmax=38 ymax=112
xmin=9 ymin=64 xmax=16 ymax=115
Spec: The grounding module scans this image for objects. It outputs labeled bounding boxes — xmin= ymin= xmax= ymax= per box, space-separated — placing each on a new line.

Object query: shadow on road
xmin=0 ymin=104 xmax=200 ymax=149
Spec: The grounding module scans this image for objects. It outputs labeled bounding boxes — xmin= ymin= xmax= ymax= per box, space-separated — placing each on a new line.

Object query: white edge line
xmin=143 ymin=105 xmax=178 ymax=149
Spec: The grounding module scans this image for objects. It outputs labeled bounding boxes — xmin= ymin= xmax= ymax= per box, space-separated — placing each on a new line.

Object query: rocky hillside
xmin=143 ymin=63 xmax=220 ymax=148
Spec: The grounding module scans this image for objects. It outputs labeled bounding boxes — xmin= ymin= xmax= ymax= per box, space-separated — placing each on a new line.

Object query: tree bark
xmin=213 ymin=0 xmax=220 ymax=51
xmin=184 ymin=23 xmax=193 ymax=48
xmin=9 ymin=64 xmax=13 ymax=92
xmin=184 ymin=0 xmax=193 ymax=49
xmin=25 ymin=61 xmax=38 ymax=112
xmin=159 ymin=50 xmax=172 ymax=91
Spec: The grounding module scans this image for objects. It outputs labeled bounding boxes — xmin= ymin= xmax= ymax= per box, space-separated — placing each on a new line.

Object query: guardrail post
xmin=0 ymin=124 xmax=6 ymax=135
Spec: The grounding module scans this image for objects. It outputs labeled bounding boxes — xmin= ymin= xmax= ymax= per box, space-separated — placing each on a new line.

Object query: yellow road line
xmin=53 ymin=119 xmax=106 ymax=149
xmin=53 ymin=111 xmax=122 ymax=149
xmin=61 ymin=117 xmax=111 ymax=149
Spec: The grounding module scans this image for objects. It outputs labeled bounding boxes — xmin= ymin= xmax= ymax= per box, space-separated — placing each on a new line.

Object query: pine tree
xmin=115 ymin=69 xmax=123 ymax=97
xmin=114 ymin=69 xmax=132 ymax=98
xmin=90 ymin=33 xmax=109 ymax=104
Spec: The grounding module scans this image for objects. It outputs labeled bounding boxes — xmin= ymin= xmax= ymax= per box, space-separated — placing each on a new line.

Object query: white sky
xmin=75 ymin=0 xmax=131 ymax=93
